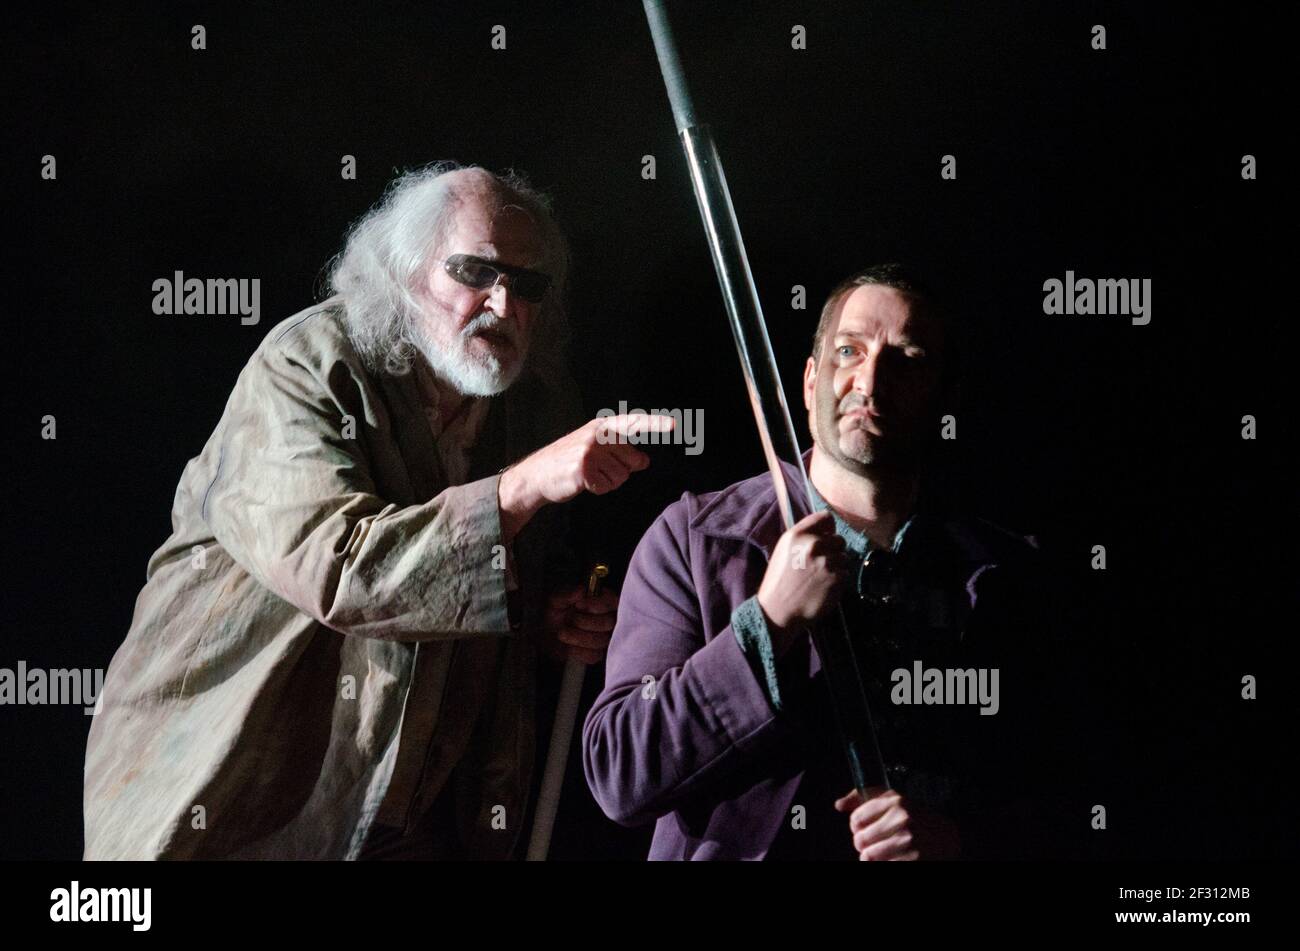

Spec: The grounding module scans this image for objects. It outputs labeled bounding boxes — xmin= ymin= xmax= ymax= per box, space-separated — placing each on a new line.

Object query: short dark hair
xmin=811 ymin=263 xmax=943 ymax=361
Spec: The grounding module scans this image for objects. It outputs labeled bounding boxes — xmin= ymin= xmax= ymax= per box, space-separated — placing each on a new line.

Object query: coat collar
xmin=687 ymin=448 xmax=1016 ymax=572
xmin=687 ymin=448 xmax=818 ymax=556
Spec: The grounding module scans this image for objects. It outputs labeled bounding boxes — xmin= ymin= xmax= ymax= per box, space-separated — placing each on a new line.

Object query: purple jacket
xmin=582 ymin=451 xmax=1045 ymax=860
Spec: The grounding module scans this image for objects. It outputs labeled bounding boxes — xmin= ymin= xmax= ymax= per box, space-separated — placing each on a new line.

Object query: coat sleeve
xmin=199 ymin=337 xmax=512 ymax=642
xmin=581 ymin=499 xmax=794 ymax=827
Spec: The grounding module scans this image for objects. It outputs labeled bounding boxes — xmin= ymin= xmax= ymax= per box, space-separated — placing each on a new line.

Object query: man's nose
xmin=483 ymin=280 xmax=515 ymax=319
xmin=849 ymin=351 xmax=879 ymax=399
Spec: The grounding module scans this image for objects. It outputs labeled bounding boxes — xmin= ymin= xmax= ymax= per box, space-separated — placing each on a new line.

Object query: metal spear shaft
xmin=642 ymin=0 xmax=890 ymax=795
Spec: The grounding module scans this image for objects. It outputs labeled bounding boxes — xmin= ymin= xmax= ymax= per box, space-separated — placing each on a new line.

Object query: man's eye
xmin=836 ymin=345 xmax=857 ymax=358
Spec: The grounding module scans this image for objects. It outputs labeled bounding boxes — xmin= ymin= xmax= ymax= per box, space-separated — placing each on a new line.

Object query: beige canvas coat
xmin=83 ymin=296 xmax=582 ymax=859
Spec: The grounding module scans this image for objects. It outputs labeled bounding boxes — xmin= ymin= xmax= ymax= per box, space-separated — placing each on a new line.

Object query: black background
xmin=4 ymin=1 xmax=1288 ymax=861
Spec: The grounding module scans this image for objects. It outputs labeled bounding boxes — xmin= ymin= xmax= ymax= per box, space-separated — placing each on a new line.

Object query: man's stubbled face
xmin=414 ymin=177 xmax=547 ymax=396
xmin=803 ymin=284 xmax=943 ymax=474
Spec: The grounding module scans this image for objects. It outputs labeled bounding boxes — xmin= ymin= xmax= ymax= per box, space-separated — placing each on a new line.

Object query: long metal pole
xmin=642 ymin=0 xmax=890 ymax=795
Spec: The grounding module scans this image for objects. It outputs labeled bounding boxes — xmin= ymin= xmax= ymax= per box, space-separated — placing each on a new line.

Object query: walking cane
xmin=526 ymin=563 xmax=608 ymax=860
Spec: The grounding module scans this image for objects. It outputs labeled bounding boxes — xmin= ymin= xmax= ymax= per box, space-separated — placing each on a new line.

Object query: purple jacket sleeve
xmin=581 ymin=498 xmax=790 ymax=827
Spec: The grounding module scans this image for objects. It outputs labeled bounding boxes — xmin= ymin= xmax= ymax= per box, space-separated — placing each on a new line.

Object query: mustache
xmin=462 ymin=311 xmax=519 ymax=345
xmin=837 ymin=393 xmax=875 ymax=414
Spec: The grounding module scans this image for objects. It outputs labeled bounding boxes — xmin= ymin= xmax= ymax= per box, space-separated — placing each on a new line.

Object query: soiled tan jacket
xmin=83 ymin=297 xmax=582 ymax=859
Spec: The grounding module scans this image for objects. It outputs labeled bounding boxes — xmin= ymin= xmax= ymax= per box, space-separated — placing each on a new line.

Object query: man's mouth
xmin=473 ymin=329 xmax=513 ymax=349
xmin=839 ymin=408 xmax=884 ymax=434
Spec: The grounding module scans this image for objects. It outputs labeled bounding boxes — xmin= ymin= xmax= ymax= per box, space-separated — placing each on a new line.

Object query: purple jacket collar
xmin=685 ymin=447 xmax=1032 ymax=603
xmin=688 ymin=449 xmax=817 ymax=556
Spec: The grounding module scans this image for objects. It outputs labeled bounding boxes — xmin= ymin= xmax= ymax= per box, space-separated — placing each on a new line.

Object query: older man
xmin=584 ymin=264 xmax=1073 ymax=860
xmin=84 ymin=163 xmax=666 ymax=859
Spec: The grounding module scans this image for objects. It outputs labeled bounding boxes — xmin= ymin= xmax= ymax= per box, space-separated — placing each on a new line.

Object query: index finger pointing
xmin=596 ymin=413 xmax=678 ymax=437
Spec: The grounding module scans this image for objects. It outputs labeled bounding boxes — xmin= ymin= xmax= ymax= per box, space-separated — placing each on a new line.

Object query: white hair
xmin=322 ymin=160 xmax=571 ymax=381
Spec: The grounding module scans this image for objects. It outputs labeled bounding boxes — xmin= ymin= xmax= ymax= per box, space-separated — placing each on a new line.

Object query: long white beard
xmin=410 ymin=306 xmax=528 ymax=397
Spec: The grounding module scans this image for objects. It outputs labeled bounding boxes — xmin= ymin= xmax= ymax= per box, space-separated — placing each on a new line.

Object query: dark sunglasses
xmin=443 ymin=254 xmax=552 ymax=303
